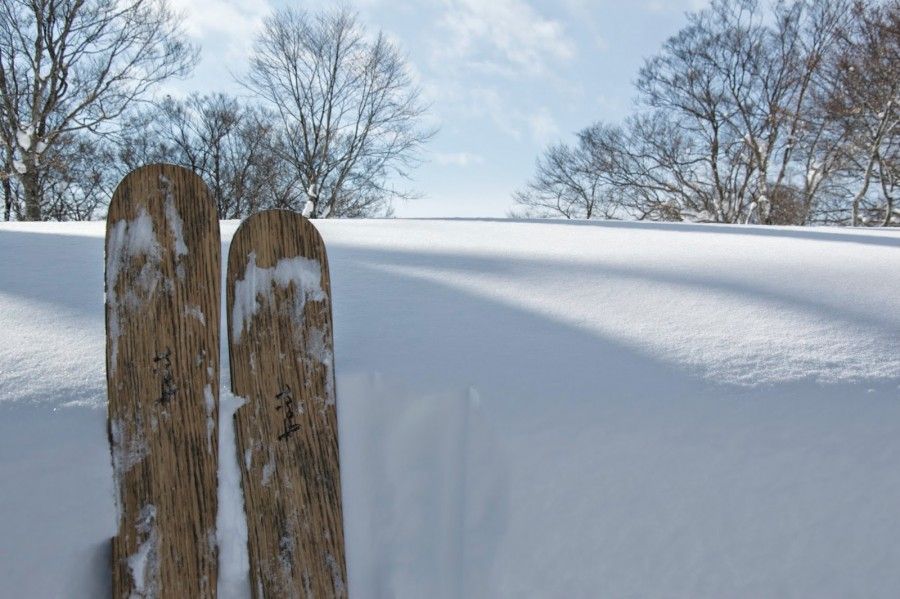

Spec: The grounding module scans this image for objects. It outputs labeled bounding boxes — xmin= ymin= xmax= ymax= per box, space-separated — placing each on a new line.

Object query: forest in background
xmin=1 ymin=0 xmax=897 ymax=226
xmin=1 ymin=2 xmax=431 ymax=221
xmin=514 ymin=0 xmax=898 ymax=226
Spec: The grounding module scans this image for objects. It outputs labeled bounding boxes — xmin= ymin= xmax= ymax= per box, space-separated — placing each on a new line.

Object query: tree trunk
xmin=851 ymin=152 xmax=877 ymax=227
xmin=22 ymin=168 xmax=41 ymax=221
xmin=879 ymin=160 xmax=894 ymax=227
xmin=2 ymin=175 xmax=12 ymax=221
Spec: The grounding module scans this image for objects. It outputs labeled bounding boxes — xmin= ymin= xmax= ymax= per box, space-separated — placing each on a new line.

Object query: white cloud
xmin=432 ymin=151 xmax=485 ymax=167
xmin=644 ymin=0 xmax=710 ymax=13
xmin=170 ymin=0 xmax=271 ymax=60
xmin=162 ymin=0 xmax=272 ymax=96
xmin=527 ymin=110 xmax=561 ymax=144
xmin=455 ymin=88 xmax=562 ymax=145
xmin=437 ymin=0 xmax=575 ymax=77
xmin=171 ymin=0 xmax=270 ymax=36
xmin=464 ymin=87 xmax=525 ymax=140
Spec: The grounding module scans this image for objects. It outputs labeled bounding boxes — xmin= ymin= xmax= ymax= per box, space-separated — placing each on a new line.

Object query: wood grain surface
xmin=226 ymin=210 xmax=347 ymax=598
xmin=106 ymin=164 xmax=220 ymax=598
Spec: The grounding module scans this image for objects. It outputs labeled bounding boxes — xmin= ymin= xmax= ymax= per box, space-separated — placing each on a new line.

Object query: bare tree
xmin=512 ymin=134 xmax=623 ymax=220
xmin=114 ymin=107 xmax=177 ymax=175
xmin=149 ymin=94 xmax=299 ymax=218
xmin=602 ymin=113 xmax=743 ymax=222
xmin=518 ymin=0 xmax=888 ymax=226
xmin=243 ymin=7 xmax=433 ymax=218
xmin=41 ymin=133 xmax=116 ymax=220
xmin=823 ymin=0 xmax=899 ymax=226
xmin=635 ymin=0 xmax=848 ymax=224
xmin=636 ymin=2 xmax=755 ymax=223
xmin=514 ymin=115 xmax=717 ymax=221
xmin=0 ymin=0 xmax=196 ymax=220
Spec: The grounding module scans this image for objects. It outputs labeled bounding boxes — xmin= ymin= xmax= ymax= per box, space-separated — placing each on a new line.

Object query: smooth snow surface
xmin=1 ymin=219 xmax=899 ymax=598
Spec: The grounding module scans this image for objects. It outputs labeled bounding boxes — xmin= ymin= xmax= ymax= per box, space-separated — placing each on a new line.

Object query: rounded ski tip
xmin=107 ymin=163 xmax=216 ymax=225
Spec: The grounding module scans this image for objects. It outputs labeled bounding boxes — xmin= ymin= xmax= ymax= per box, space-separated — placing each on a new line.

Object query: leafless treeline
xmin=514 ymin=0 xmax=898 ymax=226
xmin=0 ymin=2 xmax=431 ymax=221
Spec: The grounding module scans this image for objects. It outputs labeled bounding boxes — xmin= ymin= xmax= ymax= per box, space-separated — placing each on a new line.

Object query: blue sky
xmin=166 ymin=0 xmax=709 ymax=217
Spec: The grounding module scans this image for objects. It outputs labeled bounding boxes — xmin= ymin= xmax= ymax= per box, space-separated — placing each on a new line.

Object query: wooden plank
xmin=226 ymin=209 xmax=347 ymax=598
xmin=106 ymin=164 xmax=220 ymax=598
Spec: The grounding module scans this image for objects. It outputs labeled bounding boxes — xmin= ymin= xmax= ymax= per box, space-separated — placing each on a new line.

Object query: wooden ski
xmin=226 ymin=209 xmax=347 ymax=597
xmin=106 ymin=164 xmax=220 ymax=598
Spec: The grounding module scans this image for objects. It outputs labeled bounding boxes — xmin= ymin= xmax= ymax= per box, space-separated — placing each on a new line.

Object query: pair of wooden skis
xmin=105 ymin=164 xmax=346 ymax=597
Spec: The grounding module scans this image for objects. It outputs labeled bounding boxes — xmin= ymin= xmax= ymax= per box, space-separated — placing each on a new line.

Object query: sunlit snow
xmin=0 ymin=218 xmax=898 ymax=597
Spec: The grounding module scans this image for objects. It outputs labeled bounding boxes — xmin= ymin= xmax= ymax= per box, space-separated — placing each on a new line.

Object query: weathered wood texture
xmin=106 ymin=164 xmax=220 ymax=598
xmin=227 ymin=210 xmax=347 ymax=598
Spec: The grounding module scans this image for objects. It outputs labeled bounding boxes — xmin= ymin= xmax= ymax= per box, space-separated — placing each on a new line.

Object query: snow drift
xmin=0 ymin=219 xmax=898 ymax=597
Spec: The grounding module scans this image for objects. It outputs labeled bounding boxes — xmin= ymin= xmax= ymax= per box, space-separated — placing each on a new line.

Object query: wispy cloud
xmin=162 ymin=0 xmax=272 ymax=96
xmin=644 ymin=0 xmax=710 ymax=14
xmin=462 ymin=87 xmax=524 ymax=140
xmin=454 ymin=87 xmax=562 ymax=144
xmin=170 ymin=0 xmax=271 ymax=60
xmin=527 ymin=110 xmax=561 ymax=144
xmin=433 ymin=151 xmax=486 ymax=167
xmin=436 ymin=0 xmax=575 ymax=77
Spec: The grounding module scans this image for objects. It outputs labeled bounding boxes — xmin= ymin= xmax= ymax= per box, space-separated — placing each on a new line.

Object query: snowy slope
xmin=1 ymin=219 xmax=899 ymax=598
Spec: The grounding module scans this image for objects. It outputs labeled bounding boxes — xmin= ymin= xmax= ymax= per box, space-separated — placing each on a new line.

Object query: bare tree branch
xmin=0 ymin=0 xmax=197 ymax=220
xmin=241 ymin=6 xmax=434 ymax=218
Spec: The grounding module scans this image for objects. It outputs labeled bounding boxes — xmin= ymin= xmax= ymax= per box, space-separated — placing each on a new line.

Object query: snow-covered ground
xmin=1 ymin=218 xmax=899 ymax=598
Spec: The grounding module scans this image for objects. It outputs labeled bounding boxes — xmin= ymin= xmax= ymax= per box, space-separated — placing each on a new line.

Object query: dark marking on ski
xmin=275 ymin=385 xmax=301 ymax=440
xmin=153 ymin=348 xmax=178 ymax=405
